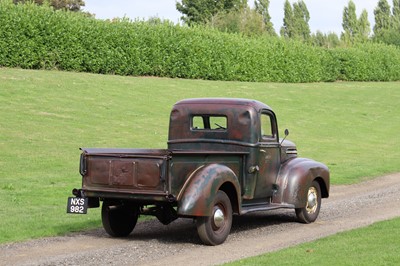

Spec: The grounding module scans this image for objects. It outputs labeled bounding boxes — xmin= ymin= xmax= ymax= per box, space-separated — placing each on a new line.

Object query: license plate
xmin=67 ymin=197 xmax=88 ymax=214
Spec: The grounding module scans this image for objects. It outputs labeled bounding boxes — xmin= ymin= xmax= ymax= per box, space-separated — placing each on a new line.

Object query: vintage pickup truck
xmin=67 ymin=98 xmax=330 ymax=245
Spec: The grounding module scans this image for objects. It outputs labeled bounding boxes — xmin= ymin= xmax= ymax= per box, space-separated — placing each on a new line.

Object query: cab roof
xmin=173 ymin=98 xmax=273 ymax=113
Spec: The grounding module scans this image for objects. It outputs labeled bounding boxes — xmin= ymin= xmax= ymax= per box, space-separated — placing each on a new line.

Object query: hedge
xmin=1 ymin=0 xmax=399 ymax=82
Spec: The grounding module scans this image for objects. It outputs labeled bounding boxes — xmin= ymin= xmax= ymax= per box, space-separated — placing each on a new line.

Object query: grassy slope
xmin=0 ymin=68 xmax=399 ymax=244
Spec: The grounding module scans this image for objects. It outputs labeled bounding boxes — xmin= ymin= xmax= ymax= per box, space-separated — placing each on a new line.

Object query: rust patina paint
xmin=71 ymin=98 xmax=330 ymax=245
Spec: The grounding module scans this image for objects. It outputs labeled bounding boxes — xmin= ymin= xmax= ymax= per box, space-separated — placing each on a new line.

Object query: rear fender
xmin=177 ymin=164 xmax=240 ymax=217
xmin=272 ymin=158 xmax=330 ymax=208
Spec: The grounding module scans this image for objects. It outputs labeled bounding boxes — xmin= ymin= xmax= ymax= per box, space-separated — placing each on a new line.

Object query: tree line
xmin=176 ymin=0 xmax=400 ymax=47
xmin=13 ymin=0 xmax=84 ymax=12
xmin=13 ymin=0 xmax=400 ymax=47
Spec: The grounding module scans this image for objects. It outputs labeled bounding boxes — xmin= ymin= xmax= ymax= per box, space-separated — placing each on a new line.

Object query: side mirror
xmin=280 ymin=129 xmax=289 ymax=145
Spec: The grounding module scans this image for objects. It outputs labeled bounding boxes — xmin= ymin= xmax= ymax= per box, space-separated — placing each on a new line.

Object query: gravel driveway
xmin=1 ymin=173 xmax=399 ymax=266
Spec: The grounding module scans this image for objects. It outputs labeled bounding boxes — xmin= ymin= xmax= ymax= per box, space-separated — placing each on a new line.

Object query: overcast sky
xmin=83 ymin=0 xmax=381 ymax=35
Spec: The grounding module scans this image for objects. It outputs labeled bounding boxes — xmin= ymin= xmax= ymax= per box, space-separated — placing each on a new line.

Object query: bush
xmin=333 ymin=43 xmax=400 ymax=81
xmin=0 ymin=0 xmax=399 ymax=82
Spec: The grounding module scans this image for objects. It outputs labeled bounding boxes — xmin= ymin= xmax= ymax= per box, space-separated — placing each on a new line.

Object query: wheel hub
xmin=213 ymin=208 xmax=225 ymax=228
xmin=306 ymin=187 xmax=318 ymax=213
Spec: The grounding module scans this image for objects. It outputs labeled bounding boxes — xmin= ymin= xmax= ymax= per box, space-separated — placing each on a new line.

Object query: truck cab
xmin=168 ymin=98 xmax=313 ymax=205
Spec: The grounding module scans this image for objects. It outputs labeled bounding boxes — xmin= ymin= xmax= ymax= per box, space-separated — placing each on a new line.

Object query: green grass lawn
xmin=226 ymin=217 xmax=400 ymax=266
xmin=0 ymin=68 xmax=399 ymax=244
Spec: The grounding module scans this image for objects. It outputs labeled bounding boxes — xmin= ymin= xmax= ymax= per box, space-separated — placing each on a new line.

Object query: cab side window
xmin=261 ymin=113 xmax=273 ymax=138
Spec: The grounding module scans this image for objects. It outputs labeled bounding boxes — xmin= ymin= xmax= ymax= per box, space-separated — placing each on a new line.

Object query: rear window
xmin=191 ymin=115 xmax=227 ymax=131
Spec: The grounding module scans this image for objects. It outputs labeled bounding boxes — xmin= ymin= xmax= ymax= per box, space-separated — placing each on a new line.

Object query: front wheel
xmin=196 ymin=190 xmax=232 ymax=246
xmin=101 ymin=200 xmax=139 ymax=237
xmin=295 ymin=180 xmax=321 ymax=224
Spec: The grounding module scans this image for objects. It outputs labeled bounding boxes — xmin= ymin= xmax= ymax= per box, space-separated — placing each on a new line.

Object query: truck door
xmin=253 ymin=110 xmax=280 ymax=199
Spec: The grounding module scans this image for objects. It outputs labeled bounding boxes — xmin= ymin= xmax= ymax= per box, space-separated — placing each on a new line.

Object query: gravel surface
xmin=1 ymin=173 xmax=399 ymax=266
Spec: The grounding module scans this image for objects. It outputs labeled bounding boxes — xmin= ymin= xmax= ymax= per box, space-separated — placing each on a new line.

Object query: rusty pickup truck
xmin=67 ymin=98 xmax=330 ymax=245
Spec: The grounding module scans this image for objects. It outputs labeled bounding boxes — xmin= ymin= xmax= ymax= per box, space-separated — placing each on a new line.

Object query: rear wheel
xmin=196 ymin=190 xmax=232 ymax=246
xmin=295 ymin=180 xmax=321 ymax=223
xmin=101 ymin=200 xmax=139 ymax=237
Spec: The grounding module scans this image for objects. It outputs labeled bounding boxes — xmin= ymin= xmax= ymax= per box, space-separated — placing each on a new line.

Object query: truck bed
xmin=80 ymin=148 xmax=170 ymax=200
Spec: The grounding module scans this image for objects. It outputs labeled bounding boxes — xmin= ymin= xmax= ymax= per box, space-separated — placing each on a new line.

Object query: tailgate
xmin=80 ymin=148 xmax=169 ymax=193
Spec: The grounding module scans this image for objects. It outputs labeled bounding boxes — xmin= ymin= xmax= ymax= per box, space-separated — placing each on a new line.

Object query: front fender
xmin=272 ymin=158 xmax=330 ymax=208
xmin=177 ymin=164 xmax=240 ymax=217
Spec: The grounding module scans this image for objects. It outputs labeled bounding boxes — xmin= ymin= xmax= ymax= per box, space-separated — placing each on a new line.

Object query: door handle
xmin=248 ymin=165 xmax=259 ymax=173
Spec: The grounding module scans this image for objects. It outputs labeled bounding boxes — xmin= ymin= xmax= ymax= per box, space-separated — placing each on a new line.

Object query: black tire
xmin=295 ymin=180 xmax=321 ymax=224
xmin=196 ymin=190 xmax=232 ymax=246
xmin=101 ymin=200 xmax=139 ymax=237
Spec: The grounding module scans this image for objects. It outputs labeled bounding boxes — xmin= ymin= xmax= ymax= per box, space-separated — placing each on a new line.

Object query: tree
xmin=392 ymin=0 xmax=400 ymax=27
xmin=357 ymin=9 xmax=371 ymax=42
xmin=13 ymin=0 xmax=85 ymax=11
xmin=312 ymin=31 xmax=325 ymax=47
xmin=326 ymin=32 xmax=341 ymax=48
xmin=374 ymin=0 xmax=391 ymax=37
xmin=254 ymin=0 xmax=275 ymax=36
xmin=280 ymin=0 xmax=294 ymax=38
xmin=372 ymin=0 xmax=400 ymax=46
xmin=280 ymin=0 xmax=310 ymax=41
xmin=341 ymin=0 xmax=358 ymax=43
xmin=292 ymin=0 xmax=310 ymax=41
xmin=176 ymin=0 xmax=248 ymax=26
xmin=341 ymin=1 xmax=371 ymax=45
xmin=311 ymin=31 xmax=340 ymax=48
xmin=209 ymin=7 xmax=265 ymax=36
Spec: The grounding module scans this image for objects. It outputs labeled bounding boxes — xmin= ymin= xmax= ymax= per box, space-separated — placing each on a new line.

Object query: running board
xmin=240 ymin=202 xmax=295 ymax=215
